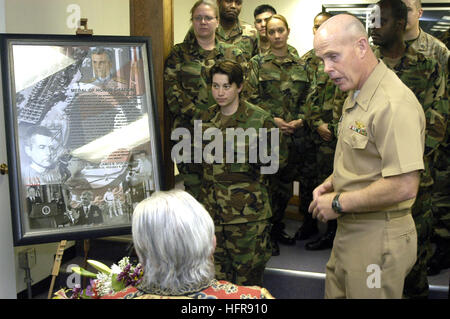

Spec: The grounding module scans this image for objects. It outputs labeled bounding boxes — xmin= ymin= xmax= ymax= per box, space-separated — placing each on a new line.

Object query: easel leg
xmin=48 ymin=240 xmax=67 ymax=299
xmin=82 ymin=239 xmax=90 ymax=288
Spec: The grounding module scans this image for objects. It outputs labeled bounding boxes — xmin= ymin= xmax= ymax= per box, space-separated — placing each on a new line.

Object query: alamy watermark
xmin=66 ymin=263 xmax=81 ymax=288
xmin=171 ymin=120 xmax=280 ymax=175
xmin=366 ymin=264 xmax=381 ymax=289
xmin=66 ymin=4 xmax=81 ymax=29
xmin=367 ymin=4 xmax=381 ymax=29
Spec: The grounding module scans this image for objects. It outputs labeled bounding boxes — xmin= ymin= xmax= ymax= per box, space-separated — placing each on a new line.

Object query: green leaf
xmin=71 ymin=266 xmax=97 ymax=278
xmin=111 ymin=274 xmax=126 ymax=292
xmin=87 ymin=260 xmax=111 ymax=275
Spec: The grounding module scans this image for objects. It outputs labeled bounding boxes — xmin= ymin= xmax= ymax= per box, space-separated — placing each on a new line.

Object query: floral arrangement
xmin=54 ymin=257 xmax=143 ymax=299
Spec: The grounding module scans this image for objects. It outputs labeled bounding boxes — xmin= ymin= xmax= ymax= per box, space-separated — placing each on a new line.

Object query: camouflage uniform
xmin=244 ymin=49 xmax=309 ymax=121
xmin=256 ymin=34 xmax=271 ymax=56
xmin=257 ymin=38 xmax=299 ymax=58
xmin=164 ymin=35 xmax=247 ymax=198
xmin=301 ymin=49 xmax=346 ymax=235
xmin=407 ymin=28 xmax=450 ymax=273
xmin=373 ymin=45 xmax=449 ymax=299
xmin=302 ymin=49 xmax=345 ymax=153
xmin=184 ymin=20 xmax=258 ymax=61
xmin=243 ymin=49 xmax=310 ymax=236
xmin=302 ymin=49 xmax=346 ymax=203
xmin=430 ymin=113 xmax=450 ymax=271
xmin=215 ymin=21 xmax=258 ymax=61
xmin=199 ymin=100 xmax=288 ymax=286
xmin=406 ymin=28 xmax=449 ymax=74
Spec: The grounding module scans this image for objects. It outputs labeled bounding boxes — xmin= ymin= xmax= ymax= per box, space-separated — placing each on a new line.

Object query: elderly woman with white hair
xmin=103 ymin=189 xmax=273 ymax=299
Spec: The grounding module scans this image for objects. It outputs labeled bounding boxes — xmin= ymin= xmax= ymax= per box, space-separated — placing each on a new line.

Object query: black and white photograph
xmin=1 ymin=34 xmax=164 ymax=245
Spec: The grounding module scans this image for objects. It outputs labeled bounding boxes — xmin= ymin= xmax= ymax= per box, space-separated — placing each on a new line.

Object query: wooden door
xmin=130 ymin=0 xmax=174 ymax=189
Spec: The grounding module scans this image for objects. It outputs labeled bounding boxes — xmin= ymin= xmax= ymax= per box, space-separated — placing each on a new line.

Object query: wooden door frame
xmin=130 ymin=0 xmax=174 ymax=189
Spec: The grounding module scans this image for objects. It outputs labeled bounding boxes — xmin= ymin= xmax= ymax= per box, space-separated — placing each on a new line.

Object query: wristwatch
xmin=332 ymin=193 xmax=343 ymax=215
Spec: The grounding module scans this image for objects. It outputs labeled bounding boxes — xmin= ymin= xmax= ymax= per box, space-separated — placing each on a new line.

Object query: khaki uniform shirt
xmin=333 ymin=61 xmax=425 ymax=211
xmin=373 ymin=44 xmax=448 ymax=188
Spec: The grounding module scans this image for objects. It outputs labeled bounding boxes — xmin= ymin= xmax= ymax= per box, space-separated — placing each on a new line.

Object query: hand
xmin=312 ymin=179 xmax=334 ymax=201
xmin=274 ymin=117 xmax=296 ymax=135
xmin=317 ymin=123 xmax=332 ymax=141
xmin=288 ymin=119 xmax=304 ymax=129
xmin=308 ymin=192 xmax=340 ymax=223
xmin=308 ymin=179 xmax=336 ymax=222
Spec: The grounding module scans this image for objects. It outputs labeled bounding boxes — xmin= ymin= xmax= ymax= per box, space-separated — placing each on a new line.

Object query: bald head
xmin=313 ymin=14 xmax=378 ymax=91
xmin=316 ymin=14 xmax=368 ymax=45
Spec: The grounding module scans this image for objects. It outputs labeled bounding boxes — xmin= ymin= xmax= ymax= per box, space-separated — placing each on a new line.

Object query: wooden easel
xmin=47 ymin=239 xmax=91 ymax=299
xmin=76 ymin=18 xmax=93 ymax=36
xmin=47 ymin=240 xmax=67 ymax=299
xmin=82 ymin=239 xmax=91 ymax=288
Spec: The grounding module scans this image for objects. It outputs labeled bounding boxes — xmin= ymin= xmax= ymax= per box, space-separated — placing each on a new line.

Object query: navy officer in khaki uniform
xmin=310 ymin=14 xmax=425 ymax=298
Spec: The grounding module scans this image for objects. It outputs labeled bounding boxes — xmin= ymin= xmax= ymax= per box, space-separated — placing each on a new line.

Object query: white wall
xmin=0 ymin=0 xmax=17 ymax=298
xmin=5 ymin=0 xmax=129 ymax=35
xmin=0 ymin=0 xmax=130 ymax=298
xmin=240 ymin=0 xmax=323 ymax=56
xmin=0 ymin=71 xmax=17 ymax=300
xmin=0 ymin=0 xmax=5 ymax=32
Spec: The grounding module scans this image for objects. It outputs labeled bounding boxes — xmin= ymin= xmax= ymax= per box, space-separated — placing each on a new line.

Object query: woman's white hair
xmin=132 ymin=189 xmax=215 ymax=295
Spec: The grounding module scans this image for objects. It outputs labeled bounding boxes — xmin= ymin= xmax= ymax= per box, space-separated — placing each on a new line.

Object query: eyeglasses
xmin=193 ymin=15 xmax=216 ymax=22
